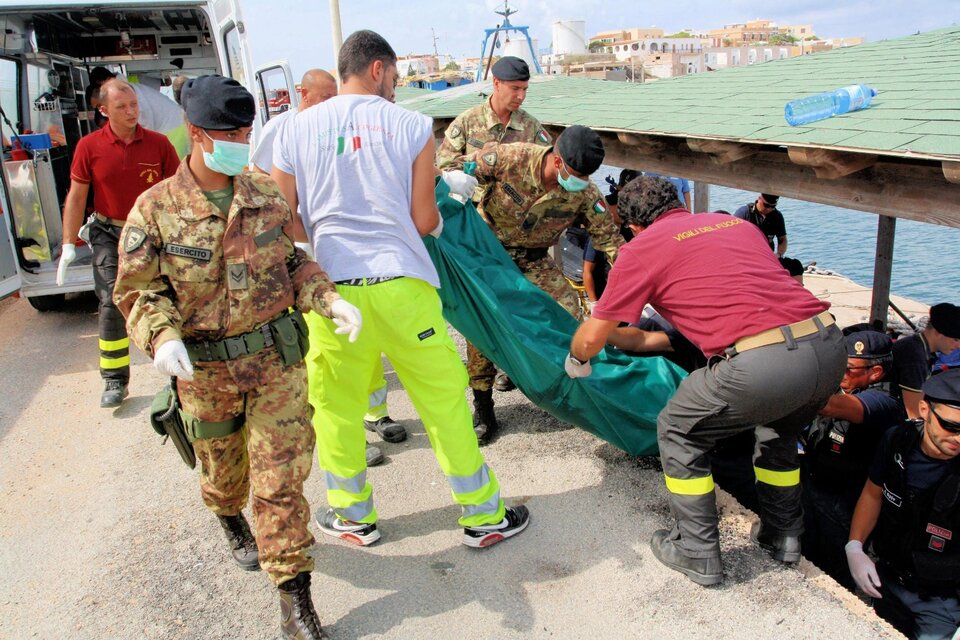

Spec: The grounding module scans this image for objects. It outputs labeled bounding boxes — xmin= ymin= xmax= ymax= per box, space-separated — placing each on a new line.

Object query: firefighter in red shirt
xmin=56 ymin=79 xmax=179 ymax=407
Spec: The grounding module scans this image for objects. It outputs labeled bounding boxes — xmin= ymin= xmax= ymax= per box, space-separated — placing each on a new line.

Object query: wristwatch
xmin=568 ymin=353 xmax=589 ymax=366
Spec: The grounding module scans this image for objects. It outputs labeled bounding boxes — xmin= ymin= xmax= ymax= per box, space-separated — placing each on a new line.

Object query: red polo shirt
xmin=592 ymin=209 xmax=829 ymax=356
xmin=70 ymin=123 xmax=178 ymax=221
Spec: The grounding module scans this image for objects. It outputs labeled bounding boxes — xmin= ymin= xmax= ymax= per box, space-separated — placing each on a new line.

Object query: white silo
xmin=501 ymin=36 xmax=539 ymax=70
xmin=552 ymin=20 xmax=586 ymax=55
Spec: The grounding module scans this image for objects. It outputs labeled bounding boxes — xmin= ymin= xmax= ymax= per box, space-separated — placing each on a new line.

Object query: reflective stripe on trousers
xmin=306 ymin=277 xmax=505 ymax=527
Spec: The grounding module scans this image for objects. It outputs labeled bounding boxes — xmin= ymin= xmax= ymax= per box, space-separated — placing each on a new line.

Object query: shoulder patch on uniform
xmin=536 ymin=129 xmax=551 ymax=144
xmin=483 ymin=151 xmax=498 ymax=167
xmin=593 ymin=199 xmax=607 ymax=214
xmin=123 ymin=227 xmax=147 ymax=253
xmin=448 ymin=124 xmax=462 ymax=139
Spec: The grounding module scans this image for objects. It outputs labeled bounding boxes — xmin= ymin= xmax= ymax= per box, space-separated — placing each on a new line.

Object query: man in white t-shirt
xmin=251 ymin=69 xmax=337 ymax=173
xmin=254 ymin=68 xmax=405 ymax=466
xmin=272 ymin=29 xmax=530 ymax=550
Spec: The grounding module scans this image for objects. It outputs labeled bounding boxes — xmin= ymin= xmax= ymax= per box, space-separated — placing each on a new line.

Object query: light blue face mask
xmin=558 ymin=160 xmax=590 ymax=192
xmin=202 ymin=131 xmax=250 ymax=176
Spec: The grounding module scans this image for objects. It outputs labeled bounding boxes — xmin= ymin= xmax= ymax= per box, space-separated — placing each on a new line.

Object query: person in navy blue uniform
xmin=846 ymin=369 xmax=960 ymax=639
xmin=801 ymin=330 xmax=903 ymax=588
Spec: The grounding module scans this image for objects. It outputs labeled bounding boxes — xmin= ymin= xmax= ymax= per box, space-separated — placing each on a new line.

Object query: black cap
xmin=492 ymin=56 xmax=530 ymax=81
xmin=845 ymin=330 xmax=892 ymax=360
xmin=182 ymin=75 xmax=255 ymax=130
xmin=556 ymin=125 xmax=605 ymax=176
xmin=929 ymin=303 xmax=960 ymax=339
xmin=760 ymin=193 xmax=780 ymax=206
xmin=923 ymin=369 xmax=960 ymax=408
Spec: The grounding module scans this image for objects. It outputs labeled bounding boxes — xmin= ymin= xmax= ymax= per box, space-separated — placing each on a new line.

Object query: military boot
xmin=217 ymin=513 xmax=260 ymax=571
xmin=100 ymin=380 xmax=128 ymax=408
xmin=279 ymin=572 xmax=326 ymax=640
xmin=472 ymin=388 xmax=499 ymax=445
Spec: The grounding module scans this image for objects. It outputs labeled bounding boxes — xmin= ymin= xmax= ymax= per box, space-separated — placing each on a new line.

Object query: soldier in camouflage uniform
xmin=436 ymin=56 xmax=551 ymax=180
xmin=465 ymin=125 xmax=623 ymax=443
xmin=113 ymin=75 xmax=360 ymax=640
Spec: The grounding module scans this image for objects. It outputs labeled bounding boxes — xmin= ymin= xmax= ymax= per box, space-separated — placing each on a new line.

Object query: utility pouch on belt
xmin=149 ymin=379 xmax=196 ymax=469
xmin=272 ymin=309 xmax=309 ymax=366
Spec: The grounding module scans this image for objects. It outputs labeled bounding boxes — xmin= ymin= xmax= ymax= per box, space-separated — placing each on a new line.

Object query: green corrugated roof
xmin=393 ymin=86 xmax=434 ymax=101
xmin=396 ymin=27 xmax=960 ymax=161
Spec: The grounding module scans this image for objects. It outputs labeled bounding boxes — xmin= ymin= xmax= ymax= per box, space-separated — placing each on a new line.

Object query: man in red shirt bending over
xmin=567 ymin=176 xmax=846 ymax=586
xmin=57 ymin=79 xmax=179 ymax=407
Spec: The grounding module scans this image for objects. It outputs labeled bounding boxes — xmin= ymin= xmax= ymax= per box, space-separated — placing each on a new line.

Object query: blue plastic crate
xmin=17 ymin=133 xmax=52 ymax=151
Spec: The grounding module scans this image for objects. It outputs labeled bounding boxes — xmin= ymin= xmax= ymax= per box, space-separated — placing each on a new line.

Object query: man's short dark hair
xmin=618 ymin=176 xmax=683 ymax=228
xmin=338 ymin=30 xmax=397 ymax=83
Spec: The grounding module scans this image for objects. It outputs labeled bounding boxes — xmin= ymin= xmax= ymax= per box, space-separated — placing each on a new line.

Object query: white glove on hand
xmin=428 ymin=215 xmax=444 ymax=239
xmin=845 ymin=540 xmax=882 ymax=598
xmin=565 ymin=352 xmax=592 ymax=378
xmin=154 ymin=340 xmax=195 ymax=381
xmin=331 ymin=298 xmax=362 ymax=343
xmin=56 ymin=244 xmax=76 ymax=286
xmin=442 ymin=170 xmax=478 ymax=200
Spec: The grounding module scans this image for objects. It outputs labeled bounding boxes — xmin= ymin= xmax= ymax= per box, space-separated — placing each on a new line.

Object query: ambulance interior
xmin=0 ymin=7 xmax=225 ymax=307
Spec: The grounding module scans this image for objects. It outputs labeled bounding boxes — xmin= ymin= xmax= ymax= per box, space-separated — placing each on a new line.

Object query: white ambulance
xmin=0 ymin=0 xmax=297 ymax=310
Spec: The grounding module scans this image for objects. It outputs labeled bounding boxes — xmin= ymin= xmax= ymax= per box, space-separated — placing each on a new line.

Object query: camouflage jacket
xmin=471 ymin=143 xmax=623 ymax=262
xmin=436 ymin=98 xmax=551 ymax=171
xmin=113 ymin=160 xmax=338 ymax=356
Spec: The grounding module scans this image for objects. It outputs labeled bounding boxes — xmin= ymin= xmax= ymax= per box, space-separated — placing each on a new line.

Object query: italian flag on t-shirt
xmin=336 ymin=136 xmax=362 ymax=155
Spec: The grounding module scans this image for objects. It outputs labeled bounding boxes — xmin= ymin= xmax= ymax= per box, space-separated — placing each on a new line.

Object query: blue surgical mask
xmin=202 ymin=131 xmax=249 ymax=176
xmin=558 ymin=160 xmax=590 ymax=192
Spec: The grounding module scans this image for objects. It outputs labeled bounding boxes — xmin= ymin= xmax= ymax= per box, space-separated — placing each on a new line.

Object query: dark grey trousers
xmin=657 ymin=320 xmax=846 ymax=558
xmin=90 ymin=221 xmax=129 ymax=383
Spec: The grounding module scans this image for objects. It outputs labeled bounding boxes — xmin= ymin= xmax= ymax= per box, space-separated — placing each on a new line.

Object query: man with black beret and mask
xmin=464 ymin=124 xmax=623 ymax=442
xmin=114 ymin=74 xmax=361 ymax=640
xmin=891 ymin=302 xmax=960 ymax=419
xmin=567 ymin=176 xmax=845 ymax=587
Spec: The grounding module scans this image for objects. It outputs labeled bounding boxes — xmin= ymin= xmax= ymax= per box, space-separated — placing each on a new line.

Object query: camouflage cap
xmin=182 ymin=75 xmax=255 ymax=130
xmin=492 ymin=56 xmax=530 ymax=81
xmin=556 ymin=125 xmax=604 ymax=175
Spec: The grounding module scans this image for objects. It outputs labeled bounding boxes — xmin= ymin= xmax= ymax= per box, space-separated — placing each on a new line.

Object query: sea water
xmin=593 ymin=168 xmax=960 ymax=306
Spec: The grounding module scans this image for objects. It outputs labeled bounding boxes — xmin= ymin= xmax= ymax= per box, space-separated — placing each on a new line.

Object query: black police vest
xmin=873 ymin=422 xmax=960 ymax=592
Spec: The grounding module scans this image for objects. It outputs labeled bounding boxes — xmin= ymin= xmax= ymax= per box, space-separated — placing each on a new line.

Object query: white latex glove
xmin=428 ymin=215 xmax=444 ymax=239
xmin=442 ymin=170 xmax=478 ymax=200
xmin=845 ymin=540 xmax=882 ymax=598
xmin=154 ymin=340 xmax=195 ymax=381
xmin=56 ymin=244 xmax=76 ymax=286
xmin=565 ymin=352 xmax=593 ymax=378
xmin=331 ymin=298 xmax=362 ymax=343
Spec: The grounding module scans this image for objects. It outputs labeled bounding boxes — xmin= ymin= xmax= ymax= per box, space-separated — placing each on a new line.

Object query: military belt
xmin=92 ymin=212 xmax=126 ymax=228
xmin=185 ymin=311 xmax=303 ymax=362
xmin=335 ymin=276 xmax=402 ymax=286
xmin=504 ymin=246 xmax=549 ymax=261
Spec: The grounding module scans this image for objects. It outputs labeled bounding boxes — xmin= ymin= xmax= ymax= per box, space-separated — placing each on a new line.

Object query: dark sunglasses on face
xmin=931 ymin=406 xmax=960 ymax=434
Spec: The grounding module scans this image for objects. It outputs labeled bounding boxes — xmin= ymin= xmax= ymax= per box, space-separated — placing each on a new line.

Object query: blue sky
xmin=241 ymin=0 xmax=958 ymax=78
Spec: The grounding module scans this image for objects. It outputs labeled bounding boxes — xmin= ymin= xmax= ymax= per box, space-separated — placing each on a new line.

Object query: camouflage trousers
xmin=180 ymin=348 xmax=315 ymax=586
xmin=468 ymin=250 xmax=581 ymax=391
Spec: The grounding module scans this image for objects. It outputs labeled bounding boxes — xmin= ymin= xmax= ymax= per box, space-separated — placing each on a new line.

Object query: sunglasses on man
xmin=930 ymin=405 xmax=960 ymax=434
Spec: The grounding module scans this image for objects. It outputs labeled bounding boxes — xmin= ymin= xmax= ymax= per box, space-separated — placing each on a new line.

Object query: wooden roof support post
xmin=693 ymin=181 xmax=710 ymax=213
xmin=787 ymin=147 xmax=878 ymax=180
xmin=869 ymin=215 xmax=896 ymax=331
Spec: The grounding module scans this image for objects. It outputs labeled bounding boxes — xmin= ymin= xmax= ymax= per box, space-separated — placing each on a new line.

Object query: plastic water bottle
xmin=784 ymin=85 xmax=878 ymax=126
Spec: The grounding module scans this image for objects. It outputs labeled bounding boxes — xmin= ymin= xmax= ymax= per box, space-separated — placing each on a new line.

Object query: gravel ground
xmin=0 ymin=294 xmax=900 ymax=639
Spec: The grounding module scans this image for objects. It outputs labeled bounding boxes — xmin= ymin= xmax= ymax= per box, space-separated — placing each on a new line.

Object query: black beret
xmin=760 ymin=193 xmax=780 ymax=205
xmin=556 ymin=125 xmax=605 ymax=176
xmin=845 ymin=330 xmax=892 ymax=360
xmin=492 ymin=56 xmax=530 ymax=81
xmin=929 ymin=303 xmax=960 ymax=339
xmin=923 ymin=368 xmax=960 ymax=408
xmin=182 ymin=75 xmax=255 ymax=130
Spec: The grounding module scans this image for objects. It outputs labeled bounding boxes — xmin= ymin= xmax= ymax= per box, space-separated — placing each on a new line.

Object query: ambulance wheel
xmin=27 ymin=293 xmax=65 ymax=312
